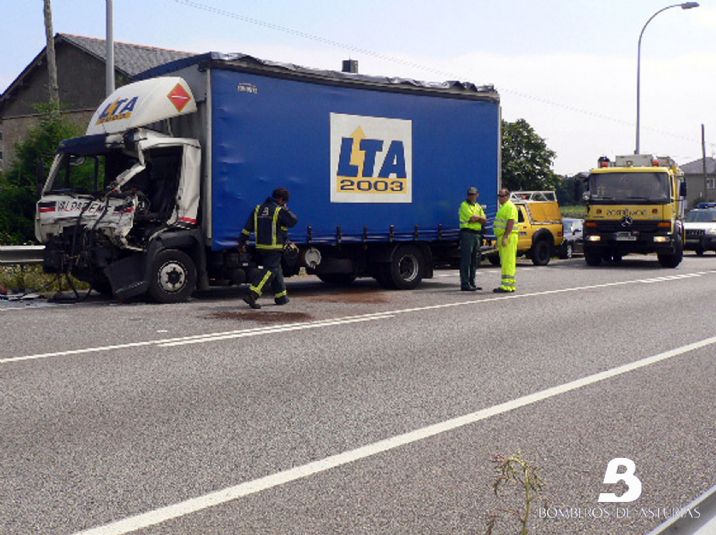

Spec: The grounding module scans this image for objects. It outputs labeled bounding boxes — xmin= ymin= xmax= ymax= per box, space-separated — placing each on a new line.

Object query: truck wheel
xmin=530 ymin=239 xmax=551 ymax=266
xmin=148 ymin=249 xmax=197 ymax=303
xmin=317 ymin=273 xmax=357 ymax=286
xmin=488 ymin=254 xmax=500 ymax=266
xmin=584 ymin=248 xmax=602 ymax=266
xmin=657 ymin=237 xmax=683 ymax=269
xmin=388 ymin=245 xmax=424 ymax=290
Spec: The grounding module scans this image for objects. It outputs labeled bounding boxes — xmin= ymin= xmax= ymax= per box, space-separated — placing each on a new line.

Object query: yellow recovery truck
xmin=582 ymin=154 xmax=687 ymax=268
xmin=487 ymin=191 xmax=564 ymax=266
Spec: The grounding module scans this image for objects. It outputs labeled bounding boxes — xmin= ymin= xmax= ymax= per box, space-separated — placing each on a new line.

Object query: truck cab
xmin=35 ymin=77 xmax=204 ymax=302
xmin=582 ymin=154 xmax=686 ymax=268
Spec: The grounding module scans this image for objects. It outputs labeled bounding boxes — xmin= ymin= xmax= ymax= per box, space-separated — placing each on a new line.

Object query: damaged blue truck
xmin=34 ymin=53 xmax=500 ymax=302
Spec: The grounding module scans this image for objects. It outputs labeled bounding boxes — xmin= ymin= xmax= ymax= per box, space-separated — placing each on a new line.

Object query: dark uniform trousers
xmin=459 ymin=229 xmax=481 ymax=289
xmin=249 ymin=251 xmax=286 ymax=300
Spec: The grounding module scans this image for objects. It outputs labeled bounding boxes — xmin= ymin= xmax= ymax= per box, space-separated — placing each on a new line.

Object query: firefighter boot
xmin=243 ymin=291 xmax=261 ymax=309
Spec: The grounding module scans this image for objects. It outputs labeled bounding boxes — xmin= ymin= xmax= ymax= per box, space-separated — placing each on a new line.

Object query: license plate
xmin=615 ymin=232 xmax=637 ymax=241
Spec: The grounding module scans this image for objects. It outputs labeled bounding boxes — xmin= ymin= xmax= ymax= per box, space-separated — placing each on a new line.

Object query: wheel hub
xmin=159 ymin=261 xmax=187 ymax=293
xmin=398 ymin=254 xmax=419 ymax=282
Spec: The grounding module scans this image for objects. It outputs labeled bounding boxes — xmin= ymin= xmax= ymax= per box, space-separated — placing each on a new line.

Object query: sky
xmin=1 ymin=0 xmax=715 ymax=175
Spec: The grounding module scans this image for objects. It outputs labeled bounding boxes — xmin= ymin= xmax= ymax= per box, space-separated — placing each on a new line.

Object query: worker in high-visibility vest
xmin=458 ymin=186 xmax=487 ymax=291
xmin=493 ymin=188 xmax=518 ymax=293
xmin=239 ymin=188 xmax=298 ymax=309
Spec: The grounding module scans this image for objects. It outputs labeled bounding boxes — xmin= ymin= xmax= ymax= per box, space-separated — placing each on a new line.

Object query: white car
xmin=684 ymin=208 xmax=716 ymax=256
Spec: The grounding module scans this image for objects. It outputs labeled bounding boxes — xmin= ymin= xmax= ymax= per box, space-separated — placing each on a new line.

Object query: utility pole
xmin=43 ymin=0 xmax=59 ymax=107
xmin=702 ymin=124 xmax=708 ymax=200
xmin=106 ymin=0 xmax=115 ymax=95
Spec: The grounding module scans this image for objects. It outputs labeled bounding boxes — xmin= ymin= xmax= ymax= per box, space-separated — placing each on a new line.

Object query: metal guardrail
xmin=0 ymin=245 xmax=45 ymax=265
xmin=647 ymin=483 xmax=716 ymax=534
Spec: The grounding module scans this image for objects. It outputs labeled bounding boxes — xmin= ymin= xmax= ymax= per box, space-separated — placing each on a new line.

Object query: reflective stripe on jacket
xmin=240 ymin=197 xmax=298 ymax=250
xmin=494 ymin=200 xmax=518 ymax=238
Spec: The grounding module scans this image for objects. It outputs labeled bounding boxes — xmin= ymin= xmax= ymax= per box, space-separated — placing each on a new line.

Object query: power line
xmin=171 ymin=0 xmax=702 ymax=145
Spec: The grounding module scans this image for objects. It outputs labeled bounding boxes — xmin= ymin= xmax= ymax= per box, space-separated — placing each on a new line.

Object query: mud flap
xmin=104 ymin=254 xmax=148 ymax=301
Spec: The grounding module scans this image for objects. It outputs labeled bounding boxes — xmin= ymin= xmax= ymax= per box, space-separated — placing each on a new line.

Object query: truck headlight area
xmin=653 ymin=236 xmax=670 ymax=243
xmin=706 ymin=228 xmax=716 ymax=236
xmin=586 ymin=235 xmax=601 ymax=242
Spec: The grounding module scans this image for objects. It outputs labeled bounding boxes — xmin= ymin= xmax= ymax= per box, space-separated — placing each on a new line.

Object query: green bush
xmin=0 ymin=264 xmax=88 ymax=295
xmin=0 ymin=104 xmax=82 ymax=245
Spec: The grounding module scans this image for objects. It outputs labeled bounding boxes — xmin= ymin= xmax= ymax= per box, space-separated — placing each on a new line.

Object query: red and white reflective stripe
xmin=39 ymin=207 xmax=56 ymax=213
xmin=179 ymin=216 xmax=197 ymax=224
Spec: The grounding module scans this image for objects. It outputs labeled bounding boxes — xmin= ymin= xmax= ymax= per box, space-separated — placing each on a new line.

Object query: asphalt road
xmin=2 ymin=254 xmax=715 ymax=535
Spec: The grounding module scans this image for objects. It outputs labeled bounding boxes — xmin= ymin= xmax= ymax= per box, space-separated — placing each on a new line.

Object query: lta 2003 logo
xmin=330 ymin=113 xmax=412 ymax=204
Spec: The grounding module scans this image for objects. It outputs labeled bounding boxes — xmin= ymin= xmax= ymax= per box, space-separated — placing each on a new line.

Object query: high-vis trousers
xmin=248 ymin=252 xmax=287 ymax=300
xmin=497 ymin=233 xmax=518 ymax=292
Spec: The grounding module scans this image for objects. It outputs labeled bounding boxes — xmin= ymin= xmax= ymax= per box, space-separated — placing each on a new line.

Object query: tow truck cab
xmin=582 ymin=154 xmax=686 ymax=268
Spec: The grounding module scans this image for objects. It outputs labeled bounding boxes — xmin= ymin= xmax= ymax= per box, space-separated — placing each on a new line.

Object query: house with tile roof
xmin=0 ymin=33 xmax=193 ymax=170
xmin=680 ymin=157 xmax=716 ymax=208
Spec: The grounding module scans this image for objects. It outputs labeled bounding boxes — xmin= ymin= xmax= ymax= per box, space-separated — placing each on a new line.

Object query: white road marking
xmin=3 ymin=270 xmax=715 ymax=364
xmin=73 ymin=334 xmax=716 ymax=535
xmin=0 ymin=313 xmax=394 ymax=365
xmin=159 ymin=314 xmax=395 ymax=347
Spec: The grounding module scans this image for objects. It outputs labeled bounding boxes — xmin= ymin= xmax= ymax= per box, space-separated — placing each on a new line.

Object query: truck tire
xmin=317 ymin=273 xmax=357 ymax=286
xmin=488 ymin=254 xmax=500 ymax=266
xmin=584 ymin=247 xmax=602 ymax=266
xmin=386 ymin=244 xmax=424 ymax=290
xmin=657 ymin=236 xmax=683 ymax=268
xmin=148 ymin=249 xmax=197 ymax=303
xmin=530 ymin=239 xmax=551 ymax=266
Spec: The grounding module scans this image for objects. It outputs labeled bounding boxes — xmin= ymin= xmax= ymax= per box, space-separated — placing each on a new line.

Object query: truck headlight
xmin=706 ymin=228 xmax=716 ymax=236
xmin=653 ymin=236 xmax=670 ymax=243
xmin=586 ymin=235 xmax=601 ymax=242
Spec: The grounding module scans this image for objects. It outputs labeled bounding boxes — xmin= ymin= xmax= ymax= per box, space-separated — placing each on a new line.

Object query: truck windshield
xmin=49 ymin=151 xmax=137 ymax=195
xmin=588 ymin=172 xmax=670 ymax=203
xmin=686 ymin=210 xmax=716 ymax=222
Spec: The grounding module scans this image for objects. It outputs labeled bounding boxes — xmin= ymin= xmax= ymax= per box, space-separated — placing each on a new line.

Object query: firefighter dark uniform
xmin=239 ymin=196 xmax=298 ymax=308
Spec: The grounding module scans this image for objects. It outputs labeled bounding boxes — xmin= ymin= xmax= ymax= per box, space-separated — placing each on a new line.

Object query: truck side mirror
xmin=680 ymin=182 xmax=687 ymax=198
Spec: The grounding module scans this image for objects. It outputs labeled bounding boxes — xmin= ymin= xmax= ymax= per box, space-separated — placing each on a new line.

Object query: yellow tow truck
xmin=582 ymin=154 xmax=686 ymax=268
xmin=486 ymin=191 xmax=564 ymax=266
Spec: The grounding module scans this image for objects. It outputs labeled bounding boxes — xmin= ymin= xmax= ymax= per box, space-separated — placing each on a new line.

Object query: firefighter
xmin=493 ymin=188 xmax=518 ymax=293
xmin=458 ymin=186 xmax=487 ymax=291
xmin=239 ymin=188 xmax=298 ymax=309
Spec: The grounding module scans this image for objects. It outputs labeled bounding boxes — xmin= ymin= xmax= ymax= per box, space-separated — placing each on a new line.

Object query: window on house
xmin=707 ymin=178 xmax=716 ymax=190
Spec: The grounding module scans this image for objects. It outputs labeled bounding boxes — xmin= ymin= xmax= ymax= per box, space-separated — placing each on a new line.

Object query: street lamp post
xmin=635 ymin=2 xmax=699 ymax=155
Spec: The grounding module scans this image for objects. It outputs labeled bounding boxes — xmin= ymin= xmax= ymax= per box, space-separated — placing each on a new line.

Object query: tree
xmin=554 ymin=174 xmax=586 ymax=205
xmin=501 ymin=118 xmax=559 ymax=192
xmin=0 ymin=106 xmax=81 ymax=244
